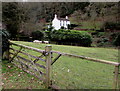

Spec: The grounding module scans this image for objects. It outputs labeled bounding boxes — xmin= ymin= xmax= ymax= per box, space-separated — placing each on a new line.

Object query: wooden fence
xmin=9 ymin=42 xmax=52 ymax=88
xmin=6 ymin=42 xmax=120 ymax=89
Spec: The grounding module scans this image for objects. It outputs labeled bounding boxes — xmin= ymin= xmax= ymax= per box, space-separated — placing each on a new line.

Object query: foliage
xmin=68 ymin=24 xmax=78 ymax=30
xmin=71 ymin=2 xmax=119 ymax=30
xmin=50 ymin=29 xmax=92 ymax=47
xmin=31 ymin=30 xmax=44 ymax=40
xmin=36 ymin=2 xmax=90 ymax=21
xmin=97 ymin=37 xmax=109 ymax=47
xmin=113 ymin=33 xmax=120 ymax=46
xmin=2 ymin=2 xmax=25 ymax=38
xmin=104 ymin=22 xmax=120 ymax=30
xmin=44 ymin=24 xmax=54 ymax=40
xmin=0 ymin=29 xmax=10 ymax=55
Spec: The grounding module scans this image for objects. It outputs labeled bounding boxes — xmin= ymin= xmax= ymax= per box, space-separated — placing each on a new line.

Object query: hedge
xmin=50 ymin=29 xmax=92 ymax=47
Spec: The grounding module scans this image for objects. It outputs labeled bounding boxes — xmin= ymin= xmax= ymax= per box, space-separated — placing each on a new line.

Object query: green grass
xmin=1 ymin=60 xmax=46 ymax=89
xmin=12 ymin=41 xmax=118 ymax=62
xmin=80 ymin=20 xmax=102 ymax=30
xmin=9 ymin=41 xmax=119 ymax=89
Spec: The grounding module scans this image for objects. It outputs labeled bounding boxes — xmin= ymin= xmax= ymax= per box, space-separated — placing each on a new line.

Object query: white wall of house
xmin=52 ymin=14 xmax=70 ymax=30
xmin=52 ymin=14 xmax=60 ymax=30
xmin=66 ymin=21 xmax=70 ymax=26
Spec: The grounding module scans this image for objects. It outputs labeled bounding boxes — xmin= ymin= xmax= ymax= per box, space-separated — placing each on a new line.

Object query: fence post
xmin=45 ymin=45 xmax=52 ymax=88
xmin=113 ymin=65 xmax=119 ymax=89
xmin=6 ymin=49 xmax=9 ymax=60
xmin=3 ymin=44 xmax=10 ymax=60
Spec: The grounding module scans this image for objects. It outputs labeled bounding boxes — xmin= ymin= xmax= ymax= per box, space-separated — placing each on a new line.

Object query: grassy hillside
xmin=10 ymin=41 xmax=119 ymax=89
xmin=70 ymin=2 xmax=119 ymax=30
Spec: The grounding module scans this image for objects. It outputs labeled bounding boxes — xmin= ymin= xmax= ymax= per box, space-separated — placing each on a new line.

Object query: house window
xmin=60 ymin=20 xmax=61 ymax=26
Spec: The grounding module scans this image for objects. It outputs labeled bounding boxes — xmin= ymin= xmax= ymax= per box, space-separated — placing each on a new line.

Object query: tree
xmin=2 ymin=2 xmax=25 ymax=38
xmin=114 ymin=33 xmax=120 ymax=46
xmin=31 ymin=30 xmax=44 ymax=40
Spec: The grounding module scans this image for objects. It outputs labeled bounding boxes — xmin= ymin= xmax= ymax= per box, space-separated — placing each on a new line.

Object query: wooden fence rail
xmin=9 ymin=42 xmax=52 ymax=88
xmin=7 ymin=42 xmax=120 ymax=89
xmin=10 ymin=42 xmax=44 ymax=53
xmin=10 ymin=48 xmax=46 ymax=62
xmin=52 ymin=50 xmax=120 ymax=66
xmin=10 ymin=42 xmax=120 ymax=66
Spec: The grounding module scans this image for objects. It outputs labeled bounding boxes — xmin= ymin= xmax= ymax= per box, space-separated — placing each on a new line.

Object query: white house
xmin=52 ymin=14 xmax=70 ymax=30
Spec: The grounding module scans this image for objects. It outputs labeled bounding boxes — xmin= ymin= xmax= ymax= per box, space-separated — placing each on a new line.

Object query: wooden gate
xmin=9 ymin=42 xmax=52 ymax=88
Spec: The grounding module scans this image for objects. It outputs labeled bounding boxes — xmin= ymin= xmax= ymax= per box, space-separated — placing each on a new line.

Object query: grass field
xmin=1 ymin=60 xmax=46 ymax=89
xmin=6 ymin=41 xmax=119 ymax=89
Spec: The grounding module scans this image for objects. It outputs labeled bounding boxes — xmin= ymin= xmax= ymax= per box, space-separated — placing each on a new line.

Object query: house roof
xmin=54 ymin=14 xmax=70 ymax=21
xmin=57 ymin=17 xmax=70 ymax=21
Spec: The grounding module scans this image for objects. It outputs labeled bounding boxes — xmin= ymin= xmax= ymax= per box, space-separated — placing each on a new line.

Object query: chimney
xmin=66 ymin=16 xmax=68 ymax=19
xmin=55 ymin=14 xmax=57 ymax=19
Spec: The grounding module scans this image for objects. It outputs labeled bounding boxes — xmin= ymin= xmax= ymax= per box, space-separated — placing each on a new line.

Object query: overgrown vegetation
xmin=0 ymin=29 xmax=10 ymax=56
xmin=104 ymin=22 xmax=120 ymax=30
xmin=90 ymin=29 xmax=120 ymax=47
xmin=113 ymin=33 xmax=120 ymax=46
xmin=2 ymin=2 xmax=26 ymax=38
xmin=31 ymin=30 xmax=44 ymax=40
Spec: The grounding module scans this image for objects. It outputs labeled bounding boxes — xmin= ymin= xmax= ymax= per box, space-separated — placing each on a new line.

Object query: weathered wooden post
xmin=5 ymin=49 xmax=10 ymax=60
xmin=113 ymin=65 xmax=119 ymax=89
xmin=45 ymin=45 xmax=52 ymax=88
xmin=3 ymin=43 xmax=10 ymax=60
xmin=6 ymin=41 xmax=11 ymax=61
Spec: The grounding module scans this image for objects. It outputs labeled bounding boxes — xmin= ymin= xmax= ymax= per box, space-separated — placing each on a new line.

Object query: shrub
xmin=96 ymin=37 xmax=110 ymax=47
xmin=104 ymin=22 xmax=120 ymax=30
xmin=113 ymin=33 xmax=120 ymax=46
xmin=68 ymin=24 xmax=78 ymax=29
xmin=0 ymin=29 xmax=10 ymax=56
xmin=50 ymin=29 xmax=92 ymax=47
xmin=31 ymin=30 xmax=44 ymax=40
xmin=97 ymin=32 xmax=105 ymax=37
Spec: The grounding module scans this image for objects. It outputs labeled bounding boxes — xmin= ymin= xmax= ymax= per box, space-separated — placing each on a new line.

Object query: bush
xmin=113 ymin=33 xmax=120 ymax=46
xmin=0 ymin=29 xmax=10 ymax=56
xmin=97 ymin=32 xmax=105 ymax=37
xmin=104 ymin=22 xmax=120 ymax=30
xmin=50 ymin=29 xmax=92 ymax=47
xmin=31 ymin=30 xmax=44 ymax=40
xmin=68 ymin=24 xmax=78 ymax=29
